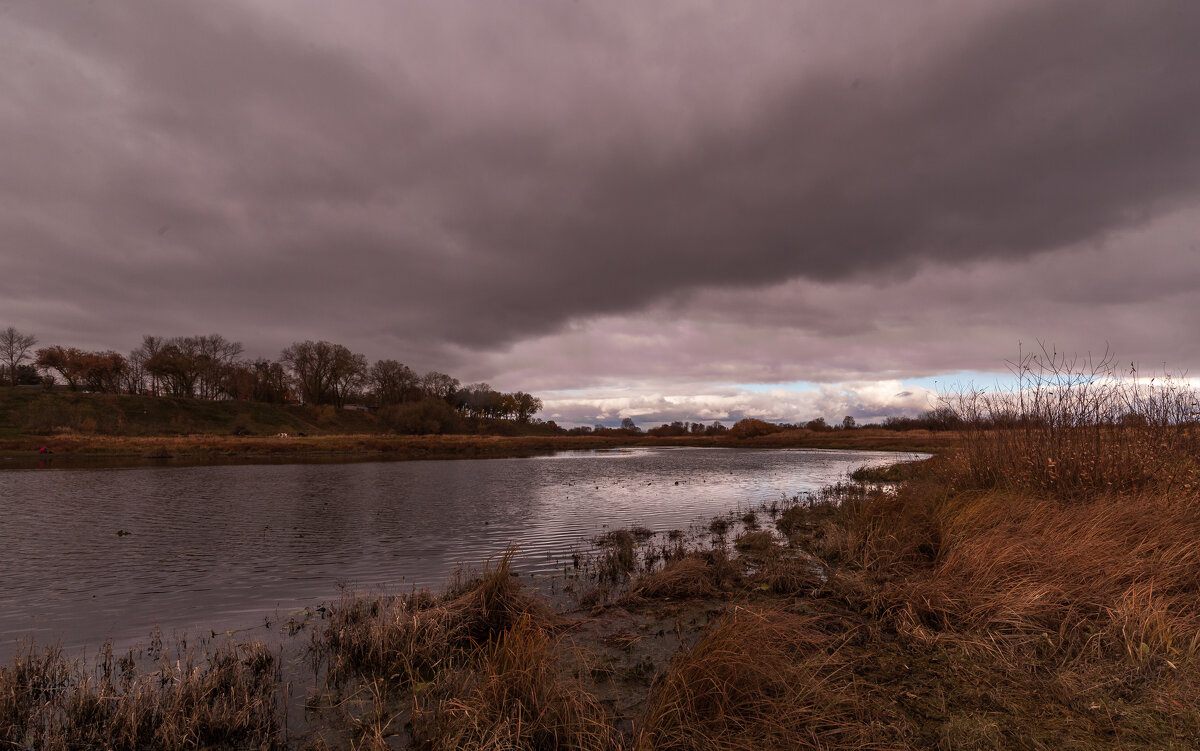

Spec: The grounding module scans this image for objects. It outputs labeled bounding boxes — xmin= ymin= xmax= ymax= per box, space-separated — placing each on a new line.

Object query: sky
xmin=3 ymin=1 xmax=1199 ymax=426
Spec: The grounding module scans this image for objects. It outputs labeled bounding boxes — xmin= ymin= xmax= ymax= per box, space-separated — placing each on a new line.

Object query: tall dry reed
xmin=1 ymin=639 xmax=279 ymax=750
xmin=946 ymin=344 xmax=1199 ymax=499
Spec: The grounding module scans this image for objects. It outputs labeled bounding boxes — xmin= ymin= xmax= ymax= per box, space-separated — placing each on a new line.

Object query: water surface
xmin=0 ymin=447 xmax=918 ymax=658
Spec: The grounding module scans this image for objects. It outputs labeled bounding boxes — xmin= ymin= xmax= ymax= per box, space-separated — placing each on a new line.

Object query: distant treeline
xmin=0 ymin=327 xmax=543 ymax=431
xmin=637 ymin=408 xmax=965 ymax=437
xmin=2 ymin=325 xmax=977 ymax=435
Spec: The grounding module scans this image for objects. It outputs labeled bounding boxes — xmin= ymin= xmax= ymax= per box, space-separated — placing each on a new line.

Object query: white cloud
xmin=539 ymin=381 xmax=940 ymax=427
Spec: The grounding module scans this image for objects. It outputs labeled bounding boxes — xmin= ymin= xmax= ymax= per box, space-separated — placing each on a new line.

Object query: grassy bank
xmin=0 ymin=388 xmax=384 ymax=440
xmin=0 ymin=429 xmax=953 ymax=462
xmin=0 ymin=388 xmax=955 ymax=461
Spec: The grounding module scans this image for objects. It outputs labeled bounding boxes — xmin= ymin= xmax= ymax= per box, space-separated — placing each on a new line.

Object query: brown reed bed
xmin=317 ymin=548 xmax=554 ymax=688
xmin=410 ymin=615 xmax=620 ymax=751
xmin=732 ymin=530 xmax=777 ymax=557
xmin=0 ymin=639 xmax=280 ymax=750
xmin=634 ymin=607 xmax=897 ymax=751
xmin=777 ymin=466 xmax=1200 ymax=745
xmin=762 ymin=353 xmax=1200 ymax=745
xmin=308 ymin=548 xmax=624 ymax=749
xmin=628 ymin=550 xmax=736 ymax=601
xmin=946 ymin=346 xmax=1200 ymax=500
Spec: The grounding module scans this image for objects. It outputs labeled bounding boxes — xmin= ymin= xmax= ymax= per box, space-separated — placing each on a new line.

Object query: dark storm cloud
xmin=472 ymin=210 xmax=1200 ymax=396
xmin=448 ymin=0 xmax=1200 ymax=343
xmin=2 ymin=0 xmax=1199 ymax=377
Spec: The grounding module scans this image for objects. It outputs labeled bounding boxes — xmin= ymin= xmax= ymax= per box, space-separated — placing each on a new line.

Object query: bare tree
xmin=195 ymin=334 xmax=244 ymax=399
xmin=369 ymin=359 xmax=420 ymax=405
xmin=145 ymin=338 xmax=204 ymax=397
xmin=1 ymin=327 xmax=37 ymax=387
xmin=420 ymin=371 xmax=460 ymax=402
xmin=329 ymin=347 xmax=367 ymax=408
xmin=281 ymin=340 xmax=367 ymax=407
xmin=130 ymin=335 xmax=165 ymax=395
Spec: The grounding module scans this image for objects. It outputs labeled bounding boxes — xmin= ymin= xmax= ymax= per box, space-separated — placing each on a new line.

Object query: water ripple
xmin=0 ymin=447 xmax=919 ymax=657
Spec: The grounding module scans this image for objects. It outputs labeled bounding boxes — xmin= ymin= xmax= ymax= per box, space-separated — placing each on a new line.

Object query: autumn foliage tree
xmin=728 ymin=418 xmax=784 ymax=439
xmin=34 ymin=346 xmax=128 ymax=392
xmin=511 ymin=391 xmax=542 ymax=423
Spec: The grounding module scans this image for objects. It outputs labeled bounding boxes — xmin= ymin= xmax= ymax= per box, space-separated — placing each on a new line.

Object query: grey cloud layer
xmin=3 ymin=1 xmax=1198 ymax=384
xmin=472 ymin=209 xmax=1200 ymax=393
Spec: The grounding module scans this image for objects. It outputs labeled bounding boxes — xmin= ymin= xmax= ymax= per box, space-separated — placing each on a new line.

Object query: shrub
xmin=728 ymin=419 xmax=785 ymax=439
xmin=379 ymin=398 xmax=463 ymax=435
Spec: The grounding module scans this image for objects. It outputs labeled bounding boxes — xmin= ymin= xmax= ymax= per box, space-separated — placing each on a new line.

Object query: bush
xmin=728 ymin=418 xmax=784 ymax=439
xmin=379 ymin=398 xmax=463 ymax=435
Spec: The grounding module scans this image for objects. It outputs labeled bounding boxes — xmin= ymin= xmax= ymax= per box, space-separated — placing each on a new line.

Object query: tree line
xmin=0 ymin=327 xmax=543 ymax=424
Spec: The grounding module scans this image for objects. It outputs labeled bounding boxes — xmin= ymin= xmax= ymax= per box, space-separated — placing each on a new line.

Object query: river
xmin=0 ymin=447 xmax=920 ymax=659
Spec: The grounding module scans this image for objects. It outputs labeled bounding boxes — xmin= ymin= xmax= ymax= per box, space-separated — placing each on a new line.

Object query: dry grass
xmin=0 ymin=433 xmax=659 ymax=461
xmin=0 ymin=424 xmax=950 ymax=461
xmin=946 ymin=347 xmax=1200 ymax=500
xmin=850 ymin=459 xmax=927 ymax=483
xmin=313 ymin=548 xmax=620 ymax=750
xmin=762 ymin=477 xmax=1200 ymax=745
xmin=630 ymin=552 xmax=731 ymax=600
xmin=732 ymin=530 xmax=777 ymax=558
xmin=819 ymin=353 xmax=1200 ymax=670
xmin=634 ymin=608 xmax=893 ymax=751
xmin=320 ymin=548 xmax=551 ymax=688
xmin=752 ymin=552 xmax=826 ymax=596
xmin=412 ymin=615 xmax=619 ymax=751
xmin=595 ymin=529 xmax=649 ymax=585
xmin=885 ymin=488 xmax=1200 ymax=666
xmin=0 ymin=639 xmax=279 ymax=750
xmin=732 ymin=427 xmax=959 ymax=453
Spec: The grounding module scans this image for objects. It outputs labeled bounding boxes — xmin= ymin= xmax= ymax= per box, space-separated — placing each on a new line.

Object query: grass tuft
xmin=635 ymin=608 xmax=893 ymax=750
xmin=412 ymin=615 xmax=618 ymax=751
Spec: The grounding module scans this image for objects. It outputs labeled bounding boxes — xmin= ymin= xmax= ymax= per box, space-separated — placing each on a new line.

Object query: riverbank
xmin=0 ymin=388 xmax=958 ymax=465
xmin=0 ymin=429 xmax=956 ymax=467
xmin=6 ymin=432 xmax=1197 ymax=748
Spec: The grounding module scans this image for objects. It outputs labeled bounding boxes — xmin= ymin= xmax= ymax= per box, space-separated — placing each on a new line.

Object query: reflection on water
xmin=0 ymin=447 xmax=919 ymax=658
